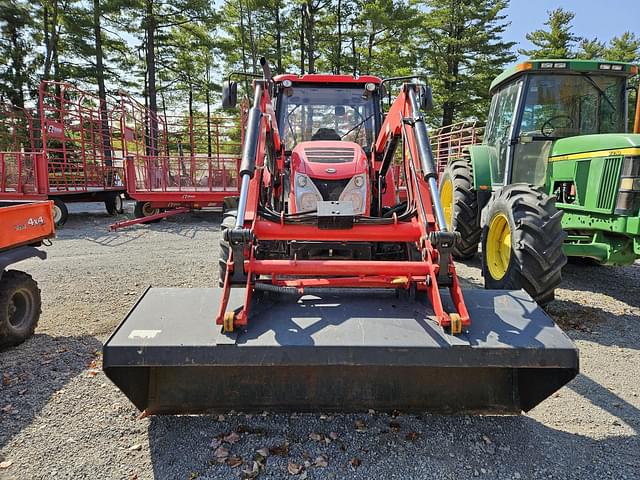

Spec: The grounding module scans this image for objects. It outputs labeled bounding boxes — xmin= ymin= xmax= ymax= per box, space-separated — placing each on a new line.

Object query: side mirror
xmin=420 ymin=86 xmax=433 ymax=111
xmin=222 ymin=81 xmax=238 ymax=109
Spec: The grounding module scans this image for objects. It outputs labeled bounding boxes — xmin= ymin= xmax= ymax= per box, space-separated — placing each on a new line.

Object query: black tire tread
xmin=0 ymin=270 xmax=41 ymax=348
xmin=481 ymin=184 xmax=567 ymax=305
xmin=440 ymin=158 xmax=481 ymax=259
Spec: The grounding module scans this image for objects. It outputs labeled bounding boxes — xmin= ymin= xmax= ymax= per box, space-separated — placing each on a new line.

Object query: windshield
xmin=278 ymin=85 xmax=377 ymax=150
xmin=519 ymin=74 xmax=626 ymax=137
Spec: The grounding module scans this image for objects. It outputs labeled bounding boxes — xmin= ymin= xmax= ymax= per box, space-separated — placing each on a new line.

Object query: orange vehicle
xmin=0 ymin=201 xmax=54 ymax=347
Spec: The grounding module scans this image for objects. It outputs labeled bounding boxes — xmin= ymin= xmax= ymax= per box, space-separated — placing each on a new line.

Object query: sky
xmin=504 ymin=0 xmax=640 ymax=60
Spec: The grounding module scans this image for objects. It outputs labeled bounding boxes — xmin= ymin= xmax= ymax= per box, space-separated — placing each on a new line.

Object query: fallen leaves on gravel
xmin=210 ymin=438 xmax=221 ymax=450
xmin=0 ymin=461 xmax=13 ymax=469
xmin=354 ymin=419 xmax=367 ymax=432
xmin=329 ymin=431 xmax=339 ymax=440
xmin=241 ymin=461 xmax=260 ymax=479
xmin=2 ymin=373 xmax=9 ymax=386
xmin=287 ymin=461 xmax=303 ymax=475
xmin=350 ymin=457 xmax=362 ymax=469
xmin=226 ymin=456 xmax=243 ymax=468
xmin=405 ymin=431 xmax=419 ymax=442
xmin=269 ymin=442 xmax=289 ymax=456
xmin=314 ymin=455 xmax=328 ymax=467
xmin=308 ymin=432 xmax=323 ymax=442
xmin=224 ymin=432 xmax=241 ymax=444
xmin=214 ymin=446 xmax=230 ymax=462
xmin=255 ymin=448 xmax=269 ymax=457
xmin=1 ymin=404 xmax=16 ymax=414
xmin=389 ymin=421 xmax=401 ymax=432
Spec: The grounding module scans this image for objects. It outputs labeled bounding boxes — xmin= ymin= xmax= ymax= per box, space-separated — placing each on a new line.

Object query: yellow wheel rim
xmin=486 ymin=213 xmax=511 ymax=280
xmin=439 ymin=177 xmax=454 ymax=230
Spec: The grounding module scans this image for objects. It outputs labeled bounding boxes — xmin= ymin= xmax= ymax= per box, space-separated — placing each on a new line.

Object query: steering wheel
xmin=541 ymin=115 xmax=574 ymax=137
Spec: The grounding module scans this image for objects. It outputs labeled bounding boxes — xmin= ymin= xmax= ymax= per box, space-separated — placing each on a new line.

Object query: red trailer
xmin=109 ymin=95 xmax=241 ymax=229
xmin=0 ymin=81 xmax=127 ymax=226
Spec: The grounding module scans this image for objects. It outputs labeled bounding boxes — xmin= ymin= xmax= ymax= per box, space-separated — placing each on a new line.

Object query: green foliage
xmin=417 ymin=0 xmax=516 ymax=126
xmin=519 ymin=8 xmax=581 ymax=59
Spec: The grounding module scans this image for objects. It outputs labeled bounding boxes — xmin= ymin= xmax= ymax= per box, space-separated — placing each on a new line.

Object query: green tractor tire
xmin=439 ymin=158 xmax=482 ymax=259
xmin=481 ymin=184 xmax=567 ymax=306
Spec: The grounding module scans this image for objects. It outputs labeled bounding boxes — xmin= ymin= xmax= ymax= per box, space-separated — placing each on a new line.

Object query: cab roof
xmin=273 ymin=73 xmax=382 ymax=85
xmin=490 ymin=59 xmax=638 ymax=93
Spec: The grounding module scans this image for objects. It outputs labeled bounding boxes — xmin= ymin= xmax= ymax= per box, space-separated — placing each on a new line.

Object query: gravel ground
xmin=1 ymin=202 xmax=639 ymax=480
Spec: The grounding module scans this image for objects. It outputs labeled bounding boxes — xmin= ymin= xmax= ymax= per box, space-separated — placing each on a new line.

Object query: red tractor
xmin=104 ymin=59 xmax=578 ymax=415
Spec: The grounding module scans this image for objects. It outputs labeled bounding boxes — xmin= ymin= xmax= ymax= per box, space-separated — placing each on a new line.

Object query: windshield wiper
xmin=581 ymin=73 xmax=616 ymax=111
xmin=340 ymin=114 xmax=375 ymax=139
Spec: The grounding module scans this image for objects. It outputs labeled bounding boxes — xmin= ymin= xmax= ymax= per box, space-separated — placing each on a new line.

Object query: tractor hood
xmin=550 ymin=133 xmax=640 ymax=160
xmin=291 ymin=141 xmax=368 ymax=180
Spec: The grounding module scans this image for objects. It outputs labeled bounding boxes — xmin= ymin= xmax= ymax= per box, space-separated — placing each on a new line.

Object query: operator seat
xmin=311 ymin=128 xmax=341 ymax=141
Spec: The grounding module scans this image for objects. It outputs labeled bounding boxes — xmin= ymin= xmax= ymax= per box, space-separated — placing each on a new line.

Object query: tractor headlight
xmin=294 ymin=173 xmax=322 ymax=212
xmin=615 ymin=156 xmax=640 ymax=215
xmin=339 ymin=174 xmax=367 ymax=215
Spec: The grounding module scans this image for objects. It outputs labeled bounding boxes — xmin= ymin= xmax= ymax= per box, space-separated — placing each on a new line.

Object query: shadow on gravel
xmin=546 ymin=298 xmax=640 ymax=350
xmin=0 ymin=333 xmax=101 ymax=450
xmin=568 ymin=373 xmax=640 ymax=432
xmin=145 ymin=410 xmax=639 ymax=479
xmin=561 ymin=261 xmax=640 ymax=307
xmin=58 ymin=212 xmax=222 ymax=246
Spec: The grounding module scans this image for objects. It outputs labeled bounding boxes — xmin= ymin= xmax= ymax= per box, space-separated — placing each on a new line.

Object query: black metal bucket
xmin=103 ymin=287 xmax=578 ymax=415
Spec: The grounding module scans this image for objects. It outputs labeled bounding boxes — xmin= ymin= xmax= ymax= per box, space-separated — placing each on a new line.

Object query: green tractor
xmin=436 ymin=59 xmax=640 ymax=305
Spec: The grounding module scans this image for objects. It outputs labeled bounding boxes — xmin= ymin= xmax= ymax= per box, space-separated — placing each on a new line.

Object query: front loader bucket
xmin=103 ymin=288 xmax=578 ymax=415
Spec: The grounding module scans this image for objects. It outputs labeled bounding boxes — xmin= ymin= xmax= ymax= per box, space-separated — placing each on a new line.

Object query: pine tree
xmin=605 ymin=32 xmax=640 ymax=63
xmin=518 ymin=8 xmax=580 ymax=59
xmin=577 ymin=38 xmax=606 ymax=60
xmin=417 ymin=0 xmax=516 ymax=126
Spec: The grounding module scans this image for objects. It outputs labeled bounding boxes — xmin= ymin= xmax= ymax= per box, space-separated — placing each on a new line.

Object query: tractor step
xmin=103 ymin=287 xmax=578 ymax=415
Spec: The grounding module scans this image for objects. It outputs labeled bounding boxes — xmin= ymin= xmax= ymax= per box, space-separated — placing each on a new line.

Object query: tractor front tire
xmin=52 ymin=197 xmax=68 ymax=227
xmin=439 ymin=158 xmax=481 ymax=259
xmin=481 ymin=184 xmax=566 ymax=306
xmin=0 ymin=270 xmax=42 ymax=348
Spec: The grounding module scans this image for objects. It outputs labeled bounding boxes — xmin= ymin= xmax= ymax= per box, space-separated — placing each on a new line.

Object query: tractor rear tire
xmin=52 ymin=197 xmax=68 ymax=227
xmin=439 ymin=158 xmax=481 ymax=259
xmin=0 ymin=270 xmax=42 ymax=348
xmin=481 ymin=184 xmax=566 ymax=306
xmin=219 ymin=210 xmax=241 ymax=287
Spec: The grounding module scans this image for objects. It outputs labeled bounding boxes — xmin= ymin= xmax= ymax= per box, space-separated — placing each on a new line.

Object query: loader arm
xmin=217 ymin=79 xmax=469 ymax=333
xmin=103 ymin=70 xmax=579 ymax=416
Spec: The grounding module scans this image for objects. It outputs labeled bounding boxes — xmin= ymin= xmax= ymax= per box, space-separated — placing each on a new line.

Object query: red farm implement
xmin=108 ymin=96 xmax=241 ymax=230
xmin=431 ymin=121 xmax=484 ymax=176
xmin=0 ymin=82 xmax=127 ymax=226
xmin=104 ymin=60 xmax=578 ymax=415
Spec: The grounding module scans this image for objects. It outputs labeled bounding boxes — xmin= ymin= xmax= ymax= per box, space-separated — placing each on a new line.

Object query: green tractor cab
xmin=434 ymin=59 xmax=640 ymax=304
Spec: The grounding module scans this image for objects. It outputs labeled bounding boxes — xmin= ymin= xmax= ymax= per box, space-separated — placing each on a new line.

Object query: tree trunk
xmin=145 ymin=0 xmax=158 ymax=156
xmin=305 ymin=1 xmax=316 ymax=73
xmin=8 ymin=25 xmax=25 ymax=109
xmin=299 ymin=5 xmax=305 ymax=74
xmin=336 ymin=0 xmax=341 ymax=74
xmin=93 ymin=0 xmax=112 ymax=166
xmin=238 ymin=0 xmax=250 ymax=92
xmin=275 ymin=1 xmax=283 ymax=74
xmin=206 ymin=60 xmax=212 ymax=157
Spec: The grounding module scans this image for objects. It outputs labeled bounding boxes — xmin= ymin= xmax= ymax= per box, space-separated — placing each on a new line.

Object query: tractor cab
xmin=485 ymin=59 xmax=638 ymax=188
xmin=272 ymin=75 xmax=382 ymax=214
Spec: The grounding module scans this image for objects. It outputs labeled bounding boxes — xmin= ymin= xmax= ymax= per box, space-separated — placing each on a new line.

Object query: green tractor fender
xmin=466 ymin=144 xmax=497 ymax=210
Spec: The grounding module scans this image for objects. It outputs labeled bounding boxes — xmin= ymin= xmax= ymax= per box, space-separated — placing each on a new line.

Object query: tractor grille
xmin=596 ymin=156 xmax=622 ymax=211
xmin=304 ymin=147 xmax=355 ymax=163
xmin=311 ymin=178 xmax=350 ymax=201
